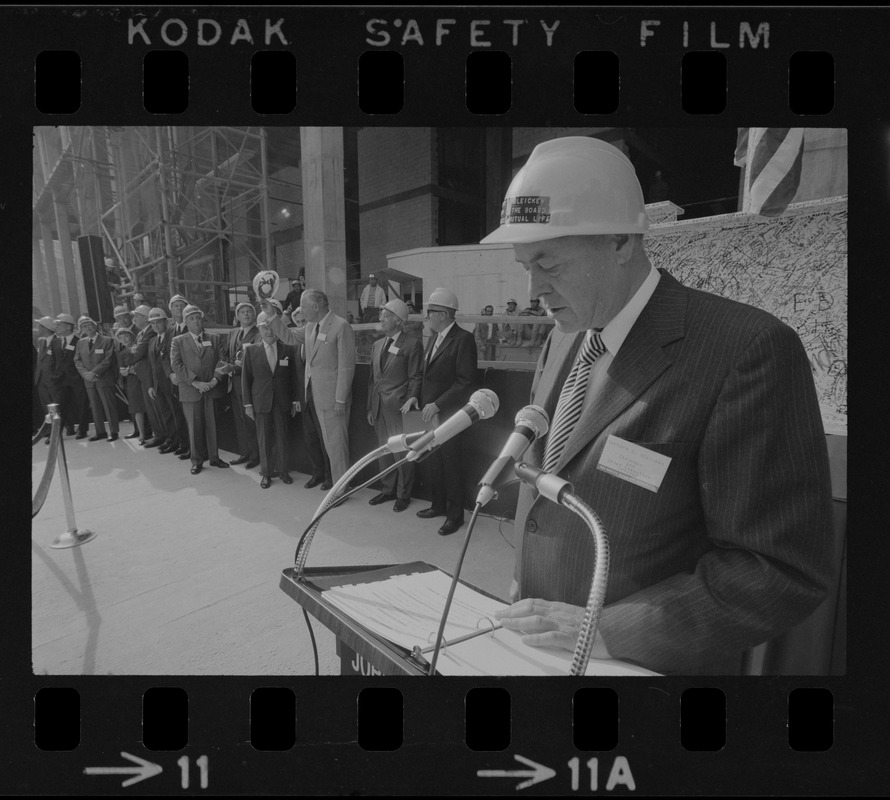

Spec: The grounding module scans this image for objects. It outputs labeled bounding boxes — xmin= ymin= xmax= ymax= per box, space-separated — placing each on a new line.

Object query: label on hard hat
xmin=500 ymin=195 xmax=551 ymax=225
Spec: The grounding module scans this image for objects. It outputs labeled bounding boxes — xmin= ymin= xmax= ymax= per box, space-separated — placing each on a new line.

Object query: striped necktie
xmin=541 ymin=331 xmax=606 ymax=474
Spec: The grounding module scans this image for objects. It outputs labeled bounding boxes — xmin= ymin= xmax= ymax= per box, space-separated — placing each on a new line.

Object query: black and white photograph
xmin=11 ymin=5 xmax=888 ymax=796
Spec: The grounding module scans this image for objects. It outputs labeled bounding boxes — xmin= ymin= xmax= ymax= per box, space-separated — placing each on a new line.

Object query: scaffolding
xmin=33 ymin=126 xmax=277 ymax=323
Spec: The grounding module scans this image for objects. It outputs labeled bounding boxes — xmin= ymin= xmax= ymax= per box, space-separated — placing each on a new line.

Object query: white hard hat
xmin=133 ymin=304 xmax=152 ymax=318
xmin=113 ymin=305 xmax=130 ymax=318
xmin=182 ymin=304 xmax=204 ymax=319
xmin=426 ymin=287 xmax=459 ymax=312
xmin=480 ymin=136 xmax=649 ymax=244
xmin=382 ymin=298 xmax=409 ymax=322
xmin=55 ymin=313 xmax=76 ymax=327
xmin=257 ymin=311 xmax=273 ymax=326
xmin=34 ymin=316 xmax=57 ymax=330
xmin=168 ymin=294 xmax=189 ymax=309
xmin=78 ymin=315 xmax=97 ymax=329
xmin=148 ymin=307 xmax=168 ymax=322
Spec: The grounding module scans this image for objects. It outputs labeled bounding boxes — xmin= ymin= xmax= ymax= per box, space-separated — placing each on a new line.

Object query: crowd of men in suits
xmin=34 ymin=284 xmax=479 ymax=537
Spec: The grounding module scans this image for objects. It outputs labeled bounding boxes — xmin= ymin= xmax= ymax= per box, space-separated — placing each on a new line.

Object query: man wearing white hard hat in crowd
xmin=260 ymin=289 xmax=355 ymax=490
xmin=170 ymin=304 xmax=230 ymax=475
xmin=74 ymin=315 xmax=120 ymax=442
xmin=401 ymin=288 xmax=477 ymax=536
xmin=168 ymin=294 xmax=190 ymax=337
xmin=485 ymin=136 xmax=834 ymax=675
xmin=113 ymin=304 xmax=134 ymax=334
xmin=146 ymin=307 xmax=191 ymax=457
xmin=366 ymin=298 xmax=424 ymax=512
xmin=224 ymin=302 xmax=261 ymax=470
xmin=34 ymin=316 xmax=58 ymax=442
xmin=241 ymin=312 xmax=300 ymax=489
xmin=50 ymin=313 xmax=91 ymax=438
xmin=359 ymin=272 xmax=387 ymax=323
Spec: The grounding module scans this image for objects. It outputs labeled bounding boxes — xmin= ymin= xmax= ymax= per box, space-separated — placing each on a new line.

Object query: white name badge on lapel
xmin=388 ymin=344 xmax=400 ymax=355
xmin=201 ymin=340 xmax=212 ymax=347
xmin=65 ymin=344 xmax=75 ymax=351
xmin=317 ymin=332 xmax=327 ymax=342
xmin=278 ymin=358 xmax=289 ymax=366
xmin=597 ymin=435 xmax=672 ymax=493
xmin=95 ymin=348 xmax=104 ymax=354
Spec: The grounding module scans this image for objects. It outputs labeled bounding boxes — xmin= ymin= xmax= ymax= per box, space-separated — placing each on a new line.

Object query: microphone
xmin=405 ymin=389 xmax=499 ymax=462
xmin=475 ymin=405 xmax=549 ymax=507
xmin=385 ymin=431 xmax=427 ymax=453
xmin=514 ymin=461 xmax=573 ymax=505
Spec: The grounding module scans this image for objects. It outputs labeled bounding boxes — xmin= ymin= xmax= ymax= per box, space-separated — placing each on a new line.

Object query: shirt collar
xmin=599 ymin=264 xmax=661 ymax=358
xmin=316 ymin=310 xmax=332 ymax=330
xmin=436 ymin=320 xmax=456 ymax=341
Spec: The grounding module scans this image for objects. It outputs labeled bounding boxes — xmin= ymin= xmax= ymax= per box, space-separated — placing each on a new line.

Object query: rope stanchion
xmin=37 ymin=404 xmax=97 ymax=549
xmin=32 ymin=411 xmax=60 ymax=518
xmin=32 ymin=418 xmax=50 ymax=447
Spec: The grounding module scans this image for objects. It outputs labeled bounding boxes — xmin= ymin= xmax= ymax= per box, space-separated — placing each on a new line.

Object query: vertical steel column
xmin=155 ymin=126 xmax=180 ymax=299
xmin=260 ymin=127 xmax=274 ymax=271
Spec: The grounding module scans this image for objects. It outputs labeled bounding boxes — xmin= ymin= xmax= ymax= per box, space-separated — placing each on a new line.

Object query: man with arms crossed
xmin=486 ymin=137 xmax=834 ymax=675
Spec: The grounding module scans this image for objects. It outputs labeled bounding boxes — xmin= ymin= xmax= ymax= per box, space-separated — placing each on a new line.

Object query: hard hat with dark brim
xmin=480 ymin=136 xmax=649 ymax=245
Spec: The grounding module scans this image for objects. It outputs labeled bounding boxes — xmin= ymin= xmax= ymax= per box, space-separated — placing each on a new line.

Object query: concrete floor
xmin=31 ymin=432 xmax=518 ymax=675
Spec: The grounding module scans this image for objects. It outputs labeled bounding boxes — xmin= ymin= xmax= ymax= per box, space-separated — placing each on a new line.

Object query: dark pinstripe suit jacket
xmin=514 ymin=269 xmax=834 ymax=675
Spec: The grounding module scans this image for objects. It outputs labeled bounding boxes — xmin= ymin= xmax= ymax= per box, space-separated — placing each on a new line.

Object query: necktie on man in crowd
xmin=380 ymin=337 xmax=392 ymax=371
xmin=89 ymin=338 xmax=94 ymax=351
xmin=541 ymin=331 xmax=607 ymax=474
xmin=267 ymin=344 xmax=277 ymax=372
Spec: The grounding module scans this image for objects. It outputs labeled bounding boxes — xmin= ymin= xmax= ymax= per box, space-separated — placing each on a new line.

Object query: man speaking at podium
xmin=484 ymin=137 xmax=834 ymax=675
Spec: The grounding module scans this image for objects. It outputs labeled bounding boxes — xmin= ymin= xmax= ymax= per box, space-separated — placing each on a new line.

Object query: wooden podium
xmin=279 ymin=561 xmax=506 ymax=676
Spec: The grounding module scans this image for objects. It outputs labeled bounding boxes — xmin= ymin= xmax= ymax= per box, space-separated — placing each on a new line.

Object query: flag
xmin=740 ymin=128 xmax=806 ymax=217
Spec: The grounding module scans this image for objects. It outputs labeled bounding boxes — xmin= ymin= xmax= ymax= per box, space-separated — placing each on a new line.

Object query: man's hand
xmin=170 ymin=373 xmax=180 ymax=386
xmin=290 ymin=402 xmax=299 ymax=418
xmin=421 ymin=402 xmax=439 ymax=423
xmin=147 ymin=387 xmax=157 ymax=400
xmin=367 ymin=410 xmax=374 ymax=426
xmin=259 ymin=298 xmax=273 ymax=316
xmin=84 ymin=371 xmax=97 ymax=382
xmin=400 ymin=397 xmax=418 ymax=414
xmin=193 ymin=380 xmax=211 ymax=393
xmin=334 ymin=401 xmax=346 ymax=415
xmin=245 ymin=406 xmax=255 ymax=421
xmin=493 ymin=598 xmax=611 ymax=658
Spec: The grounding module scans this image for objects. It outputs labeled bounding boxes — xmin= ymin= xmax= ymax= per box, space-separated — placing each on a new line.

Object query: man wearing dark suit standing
xmin=50 ymin=313 xmax=90 ymax=438
xmin=34 ymin=316 xmax=58 ymax=442
xmin=74 ymin=316 xmax=119 ymax=442
xmin=130 ymin=304 xmax=166 ymax=448
xmin=366 ymin=298 xmax=424 ymax=512
xmin=241 ymin=312 xmax=300 ymax=488
xmin=170 ymin=304 xmax=230 ymax=475
xmin=260 ymin=289 xmax=355 ymax=489
xmin=401 ymin=288 xmax=478 ymax=536
xmin=483 ymin=136 xmax=834 ymax=675
xmin=224 ymin=302 xmax=261 ymax=469
xmin=146 ymin=307 xmax=190 ymax=457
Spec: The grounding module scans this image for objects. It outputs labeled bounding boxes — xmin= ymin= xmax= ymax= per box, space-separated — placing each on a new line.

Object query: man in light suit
xmin=261 ymin=289 xmax=355 ymax=489
xmin=366 ymin=298 xmax=424 ymax=512
xmin=170 ymin=304 xmax=230 ymax=475
xmin=483 ymin=136 xmax=834 ymax=675
xmin=401 ymin=287 xmax=478 ymax=536
xmin=241 ymin=312 xmax=300 ymax=488
xmin=223 ymin=302 xmax=261 ymax=469
xmin=74 ymin=316 xmax=119 ymax=442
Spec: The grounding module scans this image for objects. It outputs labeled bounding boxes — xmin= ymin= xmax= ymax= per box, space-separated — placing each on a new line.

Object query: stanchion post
xmin=47 ymin=403 xmax=97 ymax=549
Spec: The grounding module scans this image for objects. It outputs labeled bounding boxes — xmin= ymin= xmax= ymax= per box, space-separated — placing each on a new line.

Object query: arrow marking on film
xmin=477 ymin=754 xmax=556 ymax=790
xmin=84 ymin=751 xmax=163 ymax=788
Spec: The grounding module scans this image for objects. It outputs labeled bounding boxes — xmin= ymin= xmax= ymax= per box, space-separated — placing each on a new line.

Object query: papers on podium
xmin=320 ymin=566 xmax=658 ymax=676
